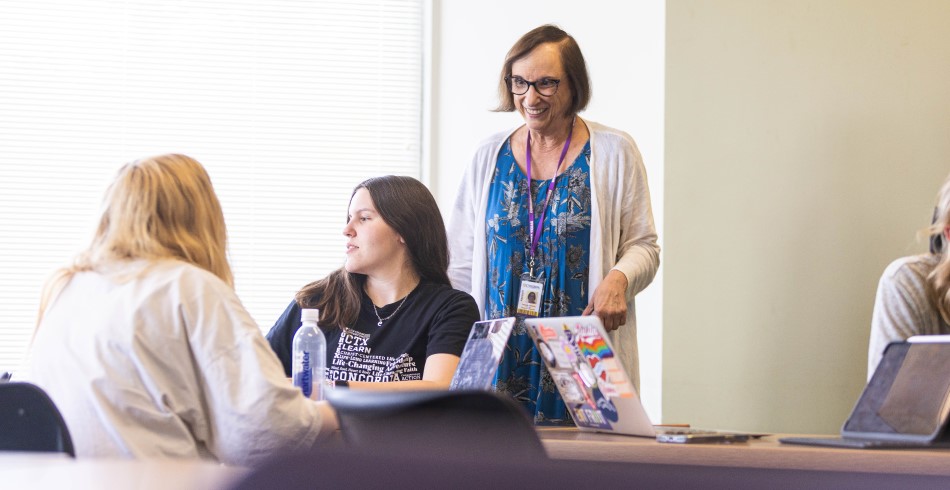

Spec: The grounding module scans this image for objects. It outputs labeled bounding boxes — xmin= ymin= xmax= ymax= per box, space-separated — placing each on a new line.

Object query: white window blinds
xmin=0 ymin=0 xmax=423 ymax=372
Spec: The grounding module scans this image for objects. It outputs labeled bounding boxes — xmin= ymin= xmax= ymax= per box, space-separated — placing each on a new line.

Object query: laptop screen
xmin=449 ymin=318 xmax=515 ymax=391
xmin=843 ymin=342 xmax=950 ymax=439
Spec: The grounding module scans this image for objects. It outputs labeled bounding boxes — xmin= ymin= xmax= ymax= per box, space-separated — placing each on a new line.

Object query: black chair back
xmin=325 ymin=389 xmax=546 ymax=463
xmin=0 ymin=382 xmax=75 ymax=457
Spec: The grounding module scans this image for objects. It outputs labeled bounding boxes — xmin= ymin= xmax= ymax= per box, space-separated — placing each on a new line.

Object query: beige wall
xmin=665 ymin=0 xmax=950 ymax=433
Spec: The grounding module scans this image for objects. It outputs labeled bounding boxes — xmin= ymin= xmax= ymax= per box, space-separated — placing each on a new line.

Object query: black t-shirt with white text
xmin=266 ymin=281 xmax=479 ymax=382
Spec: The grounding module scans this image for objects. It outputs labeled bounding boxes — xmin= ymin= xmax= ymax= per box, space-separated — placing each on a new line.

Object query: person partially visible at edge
xmin=868 ymin=172 xmax=950 ymax=378
xmin=266 ymin=175 xmax=479 ymax=389
xmin=446 ymin=24 xmax=660 ymax=424
xmin=27 ymin=154 xmax=337 ymax=466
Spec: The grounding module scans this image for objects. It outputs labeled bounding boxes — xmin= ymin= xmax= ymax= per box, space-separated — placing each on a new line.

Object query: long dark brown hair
xmin=295 ymin=175 xmax=450 ymax=329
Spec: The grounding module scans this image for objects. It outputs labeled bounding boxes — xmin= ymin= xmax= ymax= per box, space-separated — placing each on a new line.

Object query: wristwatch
xmin=334 ymin=379 xmax=350 ymax=388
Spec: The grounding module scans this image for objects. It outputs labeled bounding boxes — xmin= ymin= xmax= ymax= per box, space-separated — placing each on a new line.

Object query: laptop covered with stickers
xmin=523 ymin=316 xmax=655 ymax=436
xmin=523 ymin=316 xmax=759 ymax=442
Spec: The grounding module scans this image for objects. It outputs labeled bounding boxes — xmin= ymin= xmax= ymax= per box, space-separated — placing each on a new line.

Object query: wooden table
xmin=0 ymin=452 xmax=248 ymax=490
xmin=6 ymin=434 xmax=950 ymax=489
xmin=538 ymin=428 xmax=950 ymax=476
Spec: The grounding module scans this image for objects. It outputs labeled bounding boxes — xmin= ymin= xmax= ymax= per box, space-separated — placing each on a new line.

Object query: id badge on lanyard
xmin=517 ymin=267 xmax=545 ymax=317
xmin=515 ymin=120 xmax=573 ymax=318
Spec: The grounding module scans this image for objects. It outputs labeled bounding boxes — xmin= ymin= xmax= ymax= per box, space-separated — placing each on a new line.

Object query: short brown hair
xmin=494 ymin=24 xmax=591 ymax=117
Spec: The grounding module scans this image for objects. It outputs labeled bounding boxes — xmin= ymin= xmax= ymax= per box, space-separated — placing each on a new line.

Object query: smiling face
xmin=343 ymin=188 xmax=406 ymax=277
xmin=510 ymin=42 xmax=574 ymax=134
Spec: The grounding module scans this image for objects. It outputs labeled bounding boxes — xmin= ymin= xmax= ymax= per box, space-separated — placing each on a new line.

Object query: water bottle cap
xmin=301 ymin=308 xmax=320 ymax=323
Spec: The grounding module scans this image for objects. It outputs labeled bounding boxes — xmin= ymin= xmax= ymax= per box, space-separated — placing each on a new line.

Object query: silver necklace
xmin=373 ymin=291 xmax=411 ymax=327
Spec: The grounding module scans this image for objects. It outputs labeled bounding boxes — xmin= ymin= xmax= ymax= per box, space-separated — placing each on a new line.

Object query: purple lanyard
xmin=526 ymin=120 xmax=574 ymax=259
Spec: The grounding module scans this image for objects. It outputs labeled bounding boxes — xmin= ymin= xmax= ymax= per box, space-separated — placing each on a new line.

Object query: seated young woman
xmin=266 ymin=175 xmax=480 ymax=390
xmin=28 ymin=154 xmax=337 ymax=465
xmin=868 ymin=172 xmax=950 ymax=378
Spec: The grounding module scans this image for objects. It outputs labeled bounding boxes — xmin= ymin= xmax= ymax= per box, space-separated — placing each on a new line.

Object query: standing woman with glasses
xmin=266 ymin=175 xmax=479 ymax=390
xmin=447 ymin=25 xmax=660 ymax=424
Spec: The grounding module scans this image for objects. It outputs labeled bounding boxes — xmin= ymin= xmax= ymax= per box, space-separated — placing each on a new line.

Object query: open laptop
xmin=449 ymin=318 xmax=516 ymax=391
xmin=780 ymin=338 xmax=950 ymax=449
xmin=524 ymin=316 xmax=758 ymax=442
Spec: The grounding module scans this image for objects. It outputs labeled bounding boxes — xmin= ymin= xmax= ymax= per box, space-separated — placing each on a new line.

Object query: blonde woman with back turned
xmin=868 ymin=173 xmax=950 ymax=378
xmin=28 ymin=154 xmax=336 ymax=465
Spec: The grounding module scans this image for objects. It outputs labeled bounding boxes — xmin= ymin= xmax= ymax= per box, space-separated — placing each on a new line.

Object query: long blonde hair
xmin=37 ymin=154 xmax=232 ymax=324
xmin=929 ymin=173 xmax=950 ymax=324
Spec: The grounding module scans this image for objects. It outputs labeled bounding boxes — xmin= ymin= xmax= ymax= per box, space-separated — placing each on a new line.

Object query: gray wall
xmin=665 ymin=0 xmax=950 ymax=433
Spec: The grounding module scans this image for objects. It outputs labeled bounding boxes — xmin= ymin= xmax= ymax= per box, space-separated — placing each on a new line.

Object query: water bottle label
xmin=300 ymin=351 xmax=312 ymax=398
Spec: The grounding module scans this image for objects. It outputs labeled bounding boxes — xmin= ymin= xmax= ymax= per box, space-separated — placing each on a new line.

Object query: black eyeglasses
xmin=505 ymin=75 xmax=560 ymax=96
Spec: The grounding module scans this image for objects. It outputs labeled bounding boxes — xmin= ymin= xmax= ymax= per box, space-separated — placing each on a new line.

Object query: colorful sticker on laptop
xmin=571 ymin=372 xmax=597 ymax=407
xmin=560 ymin=323 xmax=576 ymax=343
xmin=597 ymin=358 xmax=634 ymax=398
xmin=552 ymin=371 xmax=587 ymax=405
xmin=574 ymin=407 xmax=611 ymax=430
xmin=538 ymin=324 xmax=559 ymax=341
xmin=591 ymin=386 xmax=619 ymax=423
xmin=574 ymin=328 xmax=633 ymax=398
xmin=577 ymin=333 xmax=613 ymax=360
xmin=555 ymin=337 xmax=577 ymax=366
xmin=537 ymin=339 xmax=558 ymax=367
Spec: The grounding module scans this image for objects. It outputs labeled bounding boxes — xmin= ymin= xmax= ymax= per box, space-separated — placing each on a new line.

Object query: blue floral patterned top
xmin=485 ymin=138 xmax=592 ymax=425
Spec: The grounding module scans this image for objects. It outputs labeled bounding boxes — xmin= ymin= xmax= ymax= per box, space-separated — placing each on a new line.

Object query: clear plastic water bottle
xmin=292 ymin=308 xmax=326 ymax=400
